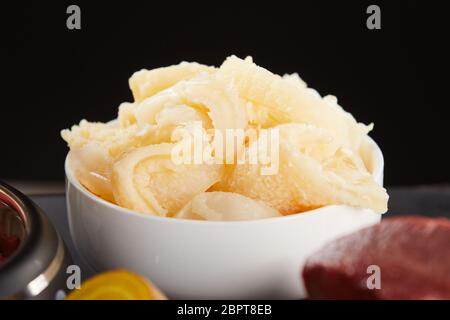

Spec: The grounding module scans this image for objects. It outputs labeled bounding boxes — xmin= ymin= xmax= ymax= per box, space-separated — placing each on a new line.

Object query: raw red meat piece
xmin=302 ymin=216 xmax=450 ymax=299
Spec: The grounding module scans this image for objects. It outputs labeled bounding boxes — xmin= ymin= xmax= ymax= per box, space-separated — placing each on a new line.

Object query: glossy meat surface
xmin=303 ymin=216 xmax=450 ymax=299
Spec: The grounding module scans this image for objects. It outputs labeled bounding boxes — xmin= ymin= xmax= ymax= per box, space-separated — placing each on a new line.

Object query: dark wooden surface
xmin=387 ymin=185 xmax=450 ymax=218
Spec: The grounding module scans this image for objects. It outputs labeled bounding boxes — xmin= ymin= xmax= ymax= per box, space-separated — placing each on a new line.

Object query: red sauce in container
xmin=0 ymin=201 xmax=21 ymax=266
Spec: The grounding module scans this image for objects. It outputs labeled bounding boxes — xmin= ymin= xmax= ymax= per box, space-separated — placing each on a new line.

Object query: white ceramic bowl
xmin=65 ymin=138 xmax=384 ymax=299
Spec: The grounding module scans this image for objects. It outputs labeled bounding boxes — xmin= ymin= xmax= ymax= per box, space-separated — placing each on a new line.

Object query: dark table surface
xmin=29 ymin=185 xmax=450 ymax=280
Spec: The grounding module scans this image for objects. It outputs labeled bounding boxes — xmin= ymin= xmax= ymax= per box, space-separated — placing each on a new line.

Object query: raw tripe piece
xmin=218 ymin=56 xmax=371 ymax=151
xmin=282 ymin=72 xmax=307 ymax=88
xmin=62 ymin=120 xmax=157 ymax=202
xmin=132 ymin=73 xmax=248 ymax=162
xmin=118 ymin=102 xmax=137 ymax=127
xmin=67 ymin=142 xmax=114 ymax=202
xmin=112 ymin=143 xmax=223 ymax=216
xmin=62 ymin=116 xmax=203 ymax=201
xmin=176 ymin=192 xmax=281 ymax=221
xmin=155 ymin=105 xmax=212 ymax=128
xmin=129 ymin=62 xmax=215 ymax=102
xmin=134 ymin=73 xmax=247 ymax=131
xmin=123 ymin=104 xmax=212 ymax=146
xmin=212 ymin=124 xmax=388 ymax=214
xmin=63 ymin=105 xmax=214 ymax=203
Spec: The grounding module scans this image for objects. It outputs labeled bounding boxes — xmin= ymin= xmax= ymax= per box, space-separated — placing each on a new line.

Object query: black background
xmin=2 ymin=1 xmax=449 ymax=186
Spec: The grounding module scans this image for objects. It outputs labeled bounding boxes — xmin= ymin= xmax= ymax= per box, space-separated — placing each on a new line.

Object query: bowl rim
xmin=65 ymin=136 xmax=384 ymax=226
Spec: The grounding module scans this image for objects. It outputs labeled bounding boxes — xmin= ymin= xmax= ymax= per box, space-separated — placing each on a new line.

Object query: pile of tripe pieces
xmin=62 ymin=56 xmax=388 ymax=221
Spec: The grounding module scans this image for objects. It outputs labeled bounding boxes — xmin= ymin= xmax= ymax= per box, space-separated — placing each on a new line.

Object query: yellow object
xmin=65 ymin=270 xmax=167 ymax=300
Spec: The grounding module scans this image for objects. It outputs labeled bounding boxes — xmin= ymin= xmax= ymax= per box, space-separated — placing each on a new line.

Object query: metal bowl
xmin=0 ymin=181 xmax=72 ymax=299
